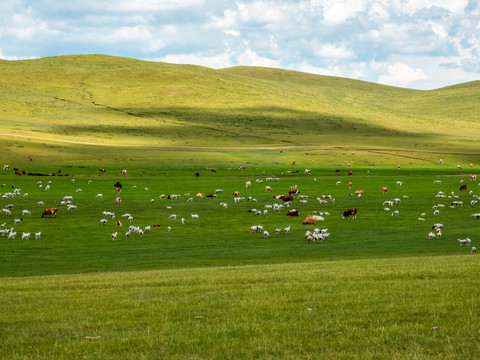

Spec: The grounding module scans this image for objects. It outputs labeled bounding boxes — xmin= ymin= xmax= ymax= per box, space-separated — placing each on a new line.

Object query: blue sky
xmin=0 ymin=0 xmax=479 ymax=90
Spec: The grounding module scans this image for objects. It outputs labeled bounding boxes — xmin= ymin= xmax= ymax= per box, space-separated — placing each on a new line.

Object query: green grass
xmin=0 ymin=55 xmax=479 ymax=165
xmin=1 ymin=165 xmax=478 ymax=277
xmin=1 ymin=256 xmax=479 ymax=359
xmin=1 ymin=55 xmax=479 ymax=358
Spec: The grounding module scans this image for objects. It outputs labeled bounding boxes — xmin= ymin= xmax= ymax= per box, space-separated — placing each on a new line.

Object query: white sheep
xmin=263 ymin=230 xmax=270 ymax=238
xmin=275 ymin=228 xmax=281 ymax=235
xmin=100 ymin=219 xmax=108 ymax=225
xmin=144 ymin=225 xmax=151 ymax=233
xmin=428 ymin=232 xmax=437 ymax=240
xmin=191 ymin=214 xmax=199 ymax=219
xmin=22 ymin=232 xmax=30 ymax=240
xmin=35 ymin=231 xmax=41 ymax=239
xmin=472 ymin=246 xmax=477 ymax=255
xmin=458 ymin=238 xmax=471 ymax=246
xmin=111 ymin=232 xmax=118 ymax=241
xmin=285 ymin=226 xmax=291 ymax=234
xmin=169 ymin=214 xmax=176 ymax=220
xmin=250 ymin=225 xmax=258 ymax=233
xmin=22 ymin=209 xmax=32 ymax=216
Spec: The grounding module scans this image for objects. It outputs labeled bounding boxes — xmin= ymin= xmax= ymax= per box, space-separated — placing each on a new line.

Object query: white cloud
xmin=317 ymin=44 xmax=355 ymax=59
xmin=237 ymin=48 xmax=280 ymax=68
xmin=378 ymin=62 xmax=428 ymax=87
xmin=223 ymin=29 xmax=240 ymax=36
xmin=157 ymin=51 xmax=234 ymax=69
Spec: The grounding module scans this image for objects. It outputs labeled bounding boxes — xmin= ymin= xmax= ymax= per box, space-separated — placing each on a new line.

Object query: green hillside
xmin=0 ymin=55 xmax=479 ymax=165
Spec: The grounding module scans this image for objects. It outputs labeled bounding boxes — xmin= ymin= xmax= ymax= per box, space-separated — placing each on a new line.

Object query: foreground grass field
xmin=2 ymin=256 xmax=479 ymax=359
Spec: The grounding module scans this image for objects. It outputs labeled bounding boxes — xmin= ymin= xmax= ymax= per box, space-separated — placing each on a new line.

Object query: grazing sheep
xmin=472 ymin=246 xmax=477 ymax=255
xmin=275 ymin=228 xmax=281 ymax=235
xmin=100 ymin=219 xmax=108 ymax=225
xmin=111 ymin=232 xmax=118 ymax=241
xmin=458 ymin=238 xmax=471 ymax=246
xmin=22 ymin=209 xmax=32 ymax=216
xmin=391 ymin=210 xmax=399 ymax=216
xmin=428 ymin=232 xmax=437 ymax=240
xmin=250 ymin=225 xmax=258 ymax=233
xmin=285 ymin=226 xmax=291 ymax=234
xmin=22 ymin=232 xmax=30 ymax=240
xmin=191 ymin=214 xmax=199 ymax=219
xmin=169 ymin=214 xmax=176 ymax=220
xmin=35 ymin=231 xmax=41 ymax=239
xmin=144 ymin=225 xmax=151 ymax=233
xmin=263 ymin=230 xmax=270 ymax=239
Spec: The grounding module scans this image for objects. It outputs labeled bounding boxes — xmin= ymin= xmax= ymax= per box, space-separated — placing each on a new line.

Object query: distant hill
xmin=0 ymin=55 xmax=478 ymax=164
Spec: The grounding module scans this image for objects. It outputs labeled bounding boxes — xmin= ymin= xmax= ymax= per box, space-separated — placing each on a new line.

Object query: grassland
xmin=0 ymin=55 xmax=479 ymax=167
xmin=1 ymin=55 xmax=479 ymax=359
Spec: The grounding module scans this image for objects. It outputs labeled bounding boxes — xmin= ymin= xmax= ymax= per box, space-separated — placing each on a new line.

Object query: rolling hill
xmin=0 ymin=54 xmax=479 ymax=165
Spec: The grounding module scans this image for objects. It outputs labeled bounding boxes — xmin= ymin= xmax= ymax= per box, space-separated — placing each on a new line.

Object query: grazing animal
xmin=120 ymin=169 xmax=127 ymax=175
xmin=111 ymin=232 xmax=118 ymax=241
xmin=22 ymin=232 xmax=30 ymax=240
xmin=428 ymin=232 xmax=437 ymax=240
xmin=245 ymin=181 xmax=251 ymax=188
xmin=280 ymin=195 xmax=294 ymax=202
xmin=35 ymin=231 xmax=41 ymax=239
xmin=458 ymin=238 xmax=471 ymax=246
xmin=265 ymin=186 xmax=273 ymax=192
xmin=342 ymin=208 xmax=357 ymax=219
xmin=460 ymin=184 xmax=467 ymax=191
xmin=381 ymin=187 xmax=388 ymax=194
xmin=472 ymin=247 xmax=477 ymax=255
xmin=116 ymin=197 xmax=122 ymax=206
xmin=41 ymin=208 xmax=57 ymax=218
xmin=263 ymin=230 xmax=270 ymax=238
xmin=303 ymin=218 xmax=315 ymax=225
xmin=286 ymin=210 xmax=299 ymax=216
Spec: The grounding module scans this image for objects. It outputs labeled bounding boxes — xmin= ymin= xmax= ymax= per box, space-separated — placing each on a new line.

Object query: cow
xmin=460 ymin=184 xmax=467 ymax=191
xmin=302 ymin=218 xmax=315 ymax=225
xmin=41 ymin=208 xmax=57 ymax=218
xmin=98 ymin=168 xmax=106 ymax=173
xmin=342 ymin=208 xmax=357 ymax=219
xmin=120 ymin=169 xmax=127 ymax=175
xmin=233 ymin=191 xmax=240 ymax=197
xmin=279 ymin=195 xmax=294 ymax=202
xmin=286 ymin=210 xmax=299 ymax=216
xmin=381 ymin=187 xmax=389 ymax=194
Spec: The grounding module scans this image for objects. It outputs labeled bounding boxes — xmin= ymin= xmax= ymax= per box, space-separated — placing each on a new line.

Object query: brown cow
xmin=41 ymin=208 xmax=57 ymax=218
xmin=381 ymin=187 xmax=389 ymax=194
xmin=280 ymin=195 xmax=294 ymax=202
xmin=460 ymin=184 xmax=467 ymax=191
xmin=286 ymin=210 xmax=299 ymax=216
xmin=303 ymin=218 xmax=315 ymax=224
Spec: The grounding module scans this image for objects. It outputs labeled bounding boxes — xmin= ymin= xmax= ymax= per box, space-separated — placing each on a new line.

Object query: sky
xmin=0 ymin=0 xmax=479 ymax=90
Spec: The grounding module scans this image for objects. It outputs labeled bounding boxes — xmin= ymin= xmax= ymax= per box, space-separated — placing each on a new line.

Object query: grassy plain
xmin=1 ymin=55 xmax=479 ymax=359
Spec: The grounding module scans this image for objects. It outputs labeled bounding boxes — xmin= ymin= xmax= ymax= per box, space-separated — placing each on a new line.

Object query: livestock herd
xmin=0 ymin=165 xmax=478 ymax=256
